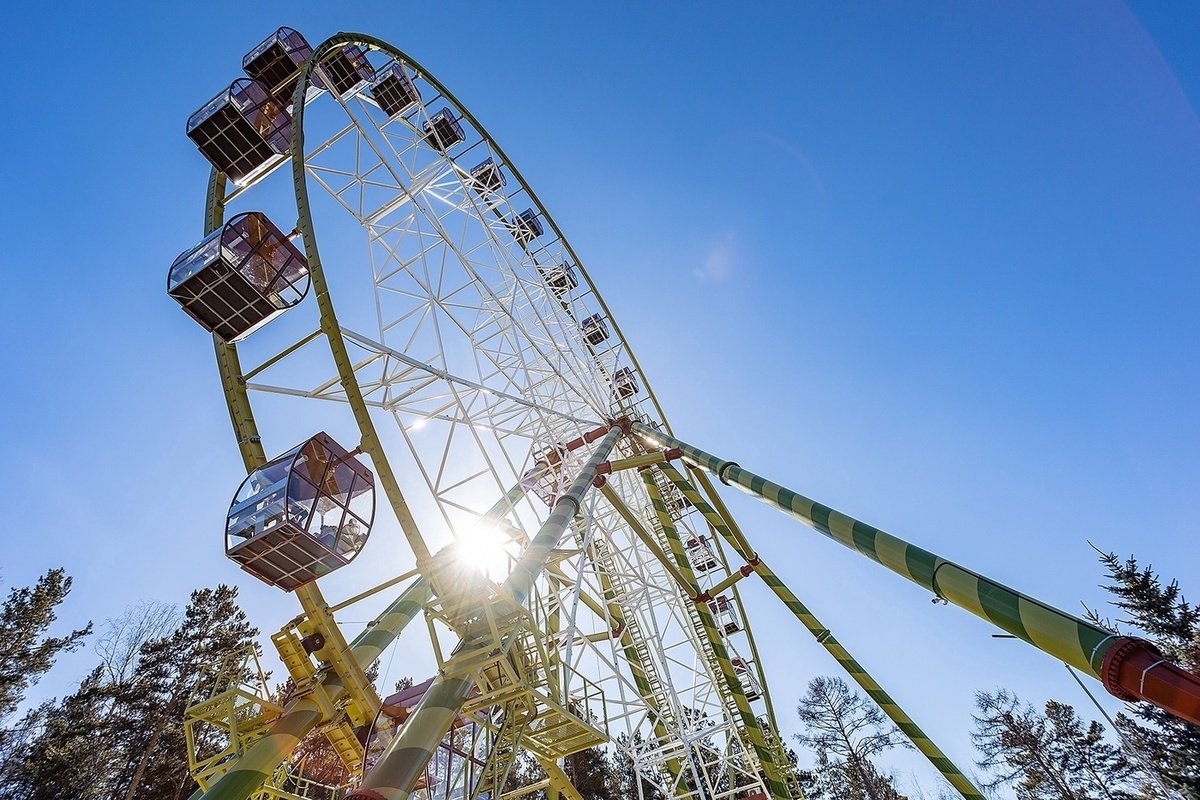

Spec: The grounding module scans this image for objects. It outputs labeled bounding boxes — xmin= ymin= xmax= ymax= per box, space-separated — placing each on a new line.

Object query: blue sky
xmin=1 ymin=1 xmax=1198 ymax=795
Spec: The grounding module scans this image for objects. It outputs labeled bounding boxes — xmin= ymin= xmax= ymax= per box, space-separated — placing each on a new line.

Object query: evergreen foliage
xmin=0 ymin=568 xmax=92 ymax=726
xmin=972 ymin=689 xmax=1143 ymax=800
xmin=0 ymin=582 xmax=256 ymax=800
xmin=609 ymin=732 xmax=666 ymax=800
xmin=1093 ymin=551 xmax=1200 ymax=800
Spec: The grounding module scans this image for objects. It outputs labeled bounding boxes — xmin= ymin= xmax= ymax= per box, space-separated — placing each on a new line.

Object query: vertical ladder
xmin=577 ymin=520 xmax=689 ymax=786
xmin=645 ymin=511 xmax=767 ymax=782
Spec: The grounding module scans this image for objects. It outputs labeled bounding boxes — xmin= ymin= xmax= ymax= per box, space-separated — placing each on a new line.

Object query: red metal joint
xmin=664 ymin=447 xmax=682 ymax=461
xmin=1100 ymin=635 xmax=1200 ymax=726
xmin=694 ymin=591 xmax=712 ymax=603
xmin=592 ymin=475 xmax=607 ymax=489
xmin=583 ymin=424 xmax=610 ymax=443
xmin=739 ymin=564 xmax=756 ymax=577
xmin=611 ymin=621 xmax=626 ymax=639
xmin=595 ymin=462 xmax=613 ymax=476
xmin=612 ymin=417 xmax=634 ymax=435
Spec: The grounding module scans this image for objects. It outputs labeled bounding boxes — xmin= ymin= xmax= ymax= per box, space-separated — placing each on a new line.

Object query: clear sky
xmin=1 ymin=1 xmax=1198 ymax=796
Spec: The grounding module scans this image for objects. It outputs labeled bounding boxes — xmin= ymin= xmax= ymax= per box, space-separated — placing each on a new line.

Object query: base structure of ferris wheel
xmin=165 ymin=28 xmax=1200 ymax=800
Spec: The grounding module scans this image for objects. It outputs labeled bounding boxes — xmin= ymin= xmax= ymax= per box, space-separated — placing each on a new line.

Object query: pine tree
xmin=794 ymin=676 xmax=910 ymax=800
xmin=0 ymin=568 xmax=92 ymax=729
xmin=608 ymin=732 xmax=666 ymax=800
xmin=114 ymin=584 xmax=258 ymax=800
xmin=1093 ymin=551 xmax=1200 ymax=800
xmin=563 ymin=745 xmax=614 ymax=800
xmin=972 ymin=689 xmax=1142 ymax=800
xmin=0 ymin=666 xmax=117 ymax=800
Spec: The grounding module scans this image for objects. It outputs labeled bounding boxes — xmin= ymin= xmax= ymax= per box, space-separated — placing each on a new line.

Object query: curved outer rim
xmin=333 ymin=31 xmax=674 ymax=435
xmin=203 ymin=29 xmax=790 ymax=800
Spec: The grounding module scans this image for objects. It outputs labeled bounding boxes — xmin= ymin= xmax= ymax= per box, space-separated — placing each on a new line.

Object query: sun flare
xmin=454 ymin=522 xmax=513 ymax=581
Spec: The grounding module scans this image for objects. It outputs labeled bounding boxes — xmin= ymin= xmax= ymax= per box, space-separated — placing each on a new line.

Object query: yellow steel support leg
xmin=638 ymin=472 xmax=792 ymax=800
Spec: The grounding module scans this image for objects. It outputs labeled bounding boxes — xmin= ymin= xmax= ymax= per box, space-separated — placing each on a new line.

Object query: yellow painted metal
xmin=701 ymin=564 xmax=753 ymax=600
xmin=640 ymin=473 xmax=791 ymax=800
xmin=203 ymin=127 xmax=403 ymax=781
xmin=540 ymin=760 xmax=586 ymax=800
xmin=499 ymin=779 xmax=551 ymax=800
xmin=603 ymin=451 xmax=675 ymax=474
xmin=327 ymin=568 xmax=421 ymax=613
xmin=184 ymin=646 xmax=282 ymax=790
xmin=288 ymin=48 xmax=434 ymax=572
xmin=574 ymin=531 xmax=685 ymax=792
xmin=599 ymin=485 xmax=699 ymax=598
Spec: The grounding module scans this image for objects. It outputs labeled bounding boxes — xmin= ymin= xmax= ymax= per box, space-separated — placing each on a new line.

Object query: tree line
xmin=0 ymin=571 xmax=256 ymax=800
xmin=1 ymin=547 xmax=1194 ymax=800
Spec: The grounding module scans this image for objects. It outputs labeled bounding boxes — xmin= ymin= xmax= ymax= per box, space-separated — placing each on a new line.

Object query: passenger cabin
xmin=707 ymin=595 xmax=741 ymax=635
xmin=519 ymin=446 xmax=567 ymax=506
xmin=187 ymin=78 xmax=291 ymax=184
xmin=685 ymin=536 xmax=719 ymax=572
xmin=226 ymin=432 xmax=374 ymax=591
xmin=242 ymin=27 xmax=313 ymax=103
xmin=613 ymin=367 xmax=639 ymax=400
xmin=370 ymin=62 xmax=421 ymax=117
xmin=167 ymin=212 xmax=310 ymax=342
xmin=469 ymin=158 xmax=505 ymax=197
xmin=581 ymin=314 xmax=609 ymax=346
xmin=732 ymin=658 xmax=762 ymax=700
xmin=423 ymin=108 xmax=465 ymax=152
xmin=540 ymin=264 xmax=577 ymax=297
xmin=317 ymin=44 xmax=375 ymax=97
xmin=510 ymin=209 xmax=544 ymax=246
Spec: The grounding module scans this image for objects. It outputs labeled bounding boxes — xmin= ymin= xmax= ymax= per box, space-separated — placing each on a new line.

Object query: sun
xmin=453 ymin=521 xmax=513 ymax=581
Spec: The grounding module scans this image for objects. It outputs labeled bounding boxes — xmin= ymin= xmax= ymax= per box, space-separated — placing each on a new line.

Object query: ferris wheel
xmin=166 ymin=27 xmax=1200 ymax=800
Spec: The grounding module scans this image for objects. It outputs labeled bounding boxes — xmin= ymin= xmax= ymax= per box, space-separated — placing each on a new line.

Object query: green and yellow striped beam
xmin=634 ymin=423 xmax=1117 ymax=680
xmin=197 ymin=579 xmax=431 ymax=800
xmin=350 ymin=427 xmax=623 ymax=800
xmin=657 ymin=463 xmax=984 ymax=800
xmin=640 ymin=473 xmax=793 ymax=800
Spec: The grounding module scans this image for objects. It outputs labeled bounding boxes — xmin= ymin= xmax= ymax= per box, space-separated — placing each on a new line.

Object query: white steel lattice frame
xmin=217 ymin=37 xmax=786 ymax=800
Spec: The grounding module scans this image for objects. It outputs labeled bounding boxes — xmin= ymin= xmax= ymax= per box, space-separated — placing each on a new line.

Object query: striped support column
xmin=198 ymin=580 xmax=431 ymax=800
xmin=633 ymin=424 xmax=1121 ymax=682
xmin=352 ymin=428 xmax=623 ymax=800
xmin=640 ymin=473 xmax=793 ymax=800
xmin=658 ymin=463 xmax=984 ymax=800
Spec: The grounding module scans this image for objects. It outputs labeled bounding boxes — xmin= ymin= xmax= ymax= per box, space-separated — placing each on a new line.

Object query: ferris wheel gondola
xmin=166 ymin=25 xmax=1200 ymax=800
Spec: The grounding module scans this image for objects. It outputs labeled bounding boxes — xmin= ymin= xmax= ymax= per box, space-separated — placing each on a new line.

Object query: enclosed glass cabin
xmin=423 ymin=108 xmax=465 ymax=152
xmin=685 ymin=535 xmax=719 ymax=572
xmin=370 ymin=62 xmax=421 ymax=117
xmin=580 ymin=314 xmax=609 ymax=346
xmin=187 ymin=78 xmax=291 ymax=184
xmin=167 ymin=212 xmax=310 ymax=342
xmin=540 ymin=264 xmax=577 ymax=297
xmin=317 ymin=44 xmax=375 ymax=97
xmin=510 ymin=209 xmax=544 ymax=246
xmin=613 ymin=367 xmax=639 ymax=399
xmin=226 ymin=432 xmax=374 ymax=591
xmin=469 ymin=157 xmax=505 ymax=199
xmin=732 ymin=658 xmax=762 ymax=700
xmin=707 ymin=595 xmax=741 ymax=635
xmin=242 ymin=27 xmax=314 ymax=103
